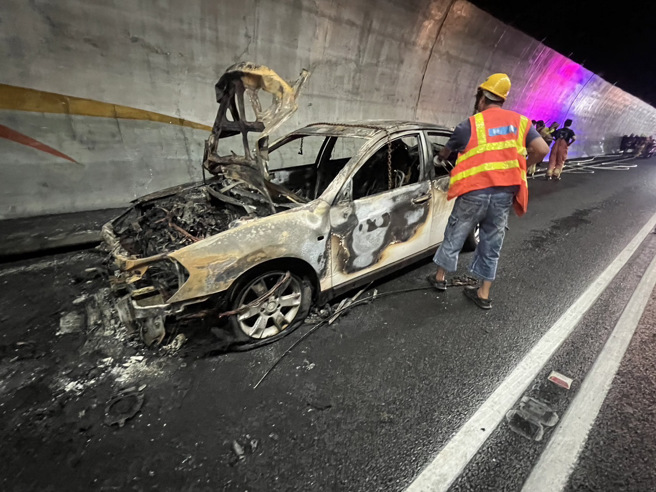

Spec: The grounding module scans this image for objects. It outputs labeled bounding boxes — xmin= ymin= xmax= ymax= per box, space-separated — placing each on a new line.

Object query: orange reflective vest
xmin=447 ymin=108 xmax=530 ymax=216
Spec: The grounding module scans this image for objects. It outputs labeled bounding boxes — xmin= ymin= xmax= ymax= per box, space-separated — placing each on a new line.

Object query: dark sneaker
xmin=463 ymin=286 xmax=492 ymax=310
xmin=545 ymin=175 xmax=552 ymax=181
xmin=427 ymin=274 xmax=447 ymax=292
xmin=554 ymin=175 xmax=561 ymax=181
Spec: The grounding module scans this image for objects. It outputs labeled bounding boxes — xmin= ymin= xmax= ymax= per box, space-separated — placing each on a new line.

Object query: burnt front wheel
xmin=229 ymin=270 xmax=312 ymax=341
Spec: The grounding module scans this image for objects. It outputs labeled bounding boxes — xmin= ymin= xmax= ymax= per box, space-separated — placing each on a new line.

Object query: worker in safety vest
xmin=428 ymin=73 xmax=549 ymax=309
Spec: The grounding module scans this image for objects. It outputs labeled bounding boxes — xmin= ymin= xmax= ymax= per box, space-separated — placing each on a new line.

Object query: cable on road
xmin=253 ymin=279 xmax=476 ymax=389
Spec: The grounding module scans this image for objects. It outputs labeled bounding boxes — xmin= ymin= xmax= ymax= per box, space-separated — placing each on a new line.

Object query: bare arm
xmin=438 ymin=146 xmax=452 ymax=160
xmin=526 ymin=137 xmax=549 ymax=168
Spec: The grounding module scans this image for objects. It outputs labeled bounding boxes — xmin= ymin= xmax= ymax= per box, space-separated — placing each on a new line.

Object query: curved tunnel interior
xmin=0 ymin=0 xmax=655 ymax=218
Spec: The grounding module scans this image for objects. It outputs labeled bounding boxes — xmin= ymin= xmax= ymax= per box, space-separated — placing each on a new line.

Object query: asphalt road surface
xmin=1 ymin=155 xmax=655 ymax=491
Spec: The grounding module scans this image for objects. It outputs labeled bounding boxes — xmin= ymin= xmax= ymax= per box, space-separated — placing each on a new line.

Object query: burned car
xmin=102 ymin=63 xmax=473 ymax=348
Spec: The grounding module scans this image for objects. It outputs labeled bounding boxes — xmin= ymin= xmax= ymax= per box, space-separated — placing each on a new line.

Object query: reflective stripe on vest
xmin=450 ymin=112 xmax=529 ymax=187
xmin=450 ymin=160 xmax=521 ymax=184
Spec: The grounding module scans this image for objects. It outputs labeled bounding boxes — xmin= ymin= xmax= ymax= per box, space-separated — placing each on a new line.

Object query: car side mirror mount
xmin=336 ymin=180 xmax=353 ymax=204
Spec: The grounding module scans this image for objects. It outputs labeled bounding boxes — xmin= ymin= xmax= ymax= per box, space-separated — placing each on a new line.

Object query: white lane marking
xmin=405 ymin=211 xmax=656 ymax=492
xmin=522 ymin=251 xmax=656 ymax=492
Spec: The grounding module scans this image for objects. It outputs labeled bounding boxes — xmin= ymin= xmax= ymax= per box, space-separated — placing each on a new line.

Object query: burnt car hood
xmin=103 ymin=175 xmax=311 ymax=263
xmin=201 ymin=62 xmax=310 ymax=208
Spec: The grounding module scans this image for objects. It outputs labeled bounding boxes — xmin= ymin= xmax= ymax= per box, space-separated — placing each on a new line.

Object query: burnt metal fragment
xmin=104 ymin=387 xmax=145 ymax=427
xmin=505 ymin=396 xmax=558 ymax=441
xmin=231 ymin=440 xmax=245 ymax=461
xmin=203 ymin=62 xmax=310 ymax=212
xmin=506 ymin=409 xmax=544 ymax=441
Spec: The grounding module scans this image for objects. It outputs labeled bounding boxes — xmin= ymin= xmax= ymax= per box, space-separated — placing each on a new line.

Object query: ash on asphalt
xmin=0 ymin=250 xmax=185 ymax=489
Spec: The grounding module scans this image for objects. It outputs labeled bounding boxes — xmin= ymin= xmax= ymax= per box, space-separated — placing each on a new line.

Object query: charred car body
xmin=103 ymin=63 xmax=468 ymax=347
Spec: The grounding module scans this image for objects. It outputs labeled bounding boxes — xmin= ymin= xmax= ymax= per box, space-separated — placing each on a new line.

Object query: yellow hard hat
xmin=478 ymin=73 xmax=511 ymax=101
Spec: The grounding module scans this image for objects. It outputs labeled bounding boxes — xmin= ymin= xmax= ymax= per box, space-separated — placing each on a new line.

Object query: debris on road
xmin=162 ymin=333 xmax=187 ymax=354
xmin=447 ymin=275 xmax=478 ymax=287
xmin=519 ymin=396 xmax=559 ymax=427
xmin=328 ymin=285 xmax=371 ymax=325
xmin=253 ymin=282 xmax=445 ymax=389
xmin=306 ymin=304 xmax=334 ymax=323
xmin=72 ymin=294 xmax=88 ymax=305
xmin=548 ymin=370 xmax=574 ymax=390
xmin=104 ymin=386 xmax=145 ymax=427
xmin=505 ymin=396 xmax=558 ymax=441
xmin=506 ymin=409 xmax=544 ymax=441
xmin=232 ymin=440 xmax=246 ymax=461
xmin=57 ymin=311 xmax=85 ymax=335
xmin=297 ymin=359 xmax=316 ymax=371
xmin=307 ymin=401 xmax=332 ymax=411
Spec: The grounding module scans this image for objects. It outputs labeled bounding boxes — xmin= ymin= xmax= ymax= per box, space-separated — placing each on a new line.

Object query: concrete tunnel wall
xmin=1 ymin=0 xmax=655 ymax=219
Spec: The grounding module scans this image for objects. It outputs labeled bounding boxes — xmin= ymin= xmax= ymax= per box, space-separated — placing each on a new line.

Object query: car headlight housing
xmin=130 ymin=258 xmax=190 ymax=304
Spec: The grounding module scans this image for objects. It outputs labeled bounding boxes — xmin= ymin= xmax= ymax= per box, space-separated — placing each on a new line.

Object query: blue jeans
xmin=433 ymin=190 xmax=514 ymax=281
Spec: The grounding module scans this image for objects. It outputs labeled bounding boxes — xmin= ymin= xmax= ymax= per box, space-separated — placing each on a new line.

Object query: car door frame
xmin=326 ymin=129 xmax=437 ymax=293
xmin=424 ymin=129 xmax=457 ymax=248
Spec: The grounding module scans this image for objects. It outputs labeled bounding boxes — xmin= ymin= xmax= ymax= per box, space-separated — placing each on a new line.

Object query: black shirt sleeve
xmin=445 ymin=119 xmax=471 ymax=153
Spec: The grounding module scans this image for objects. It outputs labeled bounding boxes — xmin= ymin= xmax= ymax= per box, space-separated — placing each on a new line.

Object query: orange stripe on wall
xmin=0 ymin=124 xmax=77 ymax=163
xmin=0 ymin=84 xmax=212 ymax=132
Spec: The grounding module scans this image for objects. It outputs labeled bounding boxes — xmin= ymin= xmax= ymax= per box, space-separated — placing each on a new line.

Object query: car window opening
xmin=352 ymin=135 xmax=421 ymax=200
xmin=427 ymin=132 xmax=457 ymax=178
xmin=269 ymin=135 xmax=366 ymax=201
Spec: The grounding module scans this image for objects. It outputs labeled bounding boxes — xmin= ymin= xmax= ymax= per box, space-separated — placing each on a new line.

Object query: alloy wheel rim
xmin=236 ymin=272 xmax=303 ymax=339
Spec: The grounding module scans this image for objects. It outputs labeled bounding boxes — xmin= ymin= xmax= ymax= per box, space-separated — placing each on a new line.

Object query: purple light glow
xmin=511 ymin=53 xmax=593 ymax=128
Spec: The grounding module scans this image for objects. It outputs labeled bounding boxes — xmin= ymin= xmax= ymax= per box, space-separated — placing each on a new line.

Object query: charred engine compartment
xmin=111 ymin=180 xmax=276 ymax=258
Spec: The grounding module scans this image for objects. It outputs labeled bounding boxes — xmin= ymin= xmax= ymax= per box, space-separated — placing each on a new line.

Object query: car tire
xmin=462 ymin=224 xmax=480 ymax=252
xmin=227 ymin=270 xmax=313 ymax=349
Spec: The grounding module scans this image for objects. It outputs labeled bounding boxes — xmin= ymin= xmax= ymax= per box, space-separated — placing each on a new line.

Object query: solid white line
xmin=522 ymin=251 xmax=656 ymax=491
xmin=405 ymin=211 xmax=656 ymax=492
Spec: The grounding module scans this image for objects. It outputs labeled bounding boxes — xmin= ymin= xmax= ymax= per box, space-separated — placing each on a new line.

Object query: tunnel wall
xmin=1 ymin=0 xmax=655 ymax=218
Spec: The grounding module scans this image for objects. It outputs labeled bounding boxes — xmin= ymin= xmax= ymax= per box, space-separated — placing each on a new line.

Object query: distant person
xmin=645 ymin=136 xmax=656 ymax=158
xmin=528 ymin=121 xmax=547 ymax=176
xmin=429 ymin=73 xmax=549 ymax=310
xmin=541 ymin=122 xmax=558 ymax=146
xmin=626 ymin=134 xmax=636 ymax=152
xmin=546 ymin=119 xmax=576 ymax=181
xmin=620 ymin=134 xmax=629 ymax=153
xmin=635 ymin=135 xmax=648 ymax=156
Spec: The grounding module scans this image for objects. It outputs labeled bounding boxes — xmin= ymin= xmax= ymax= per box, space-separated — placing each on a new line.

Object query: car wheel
xmin=229 ymin=270 xmax=312 ymax=342
xmin=462 ymin=224 xmax=480 ymax=252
